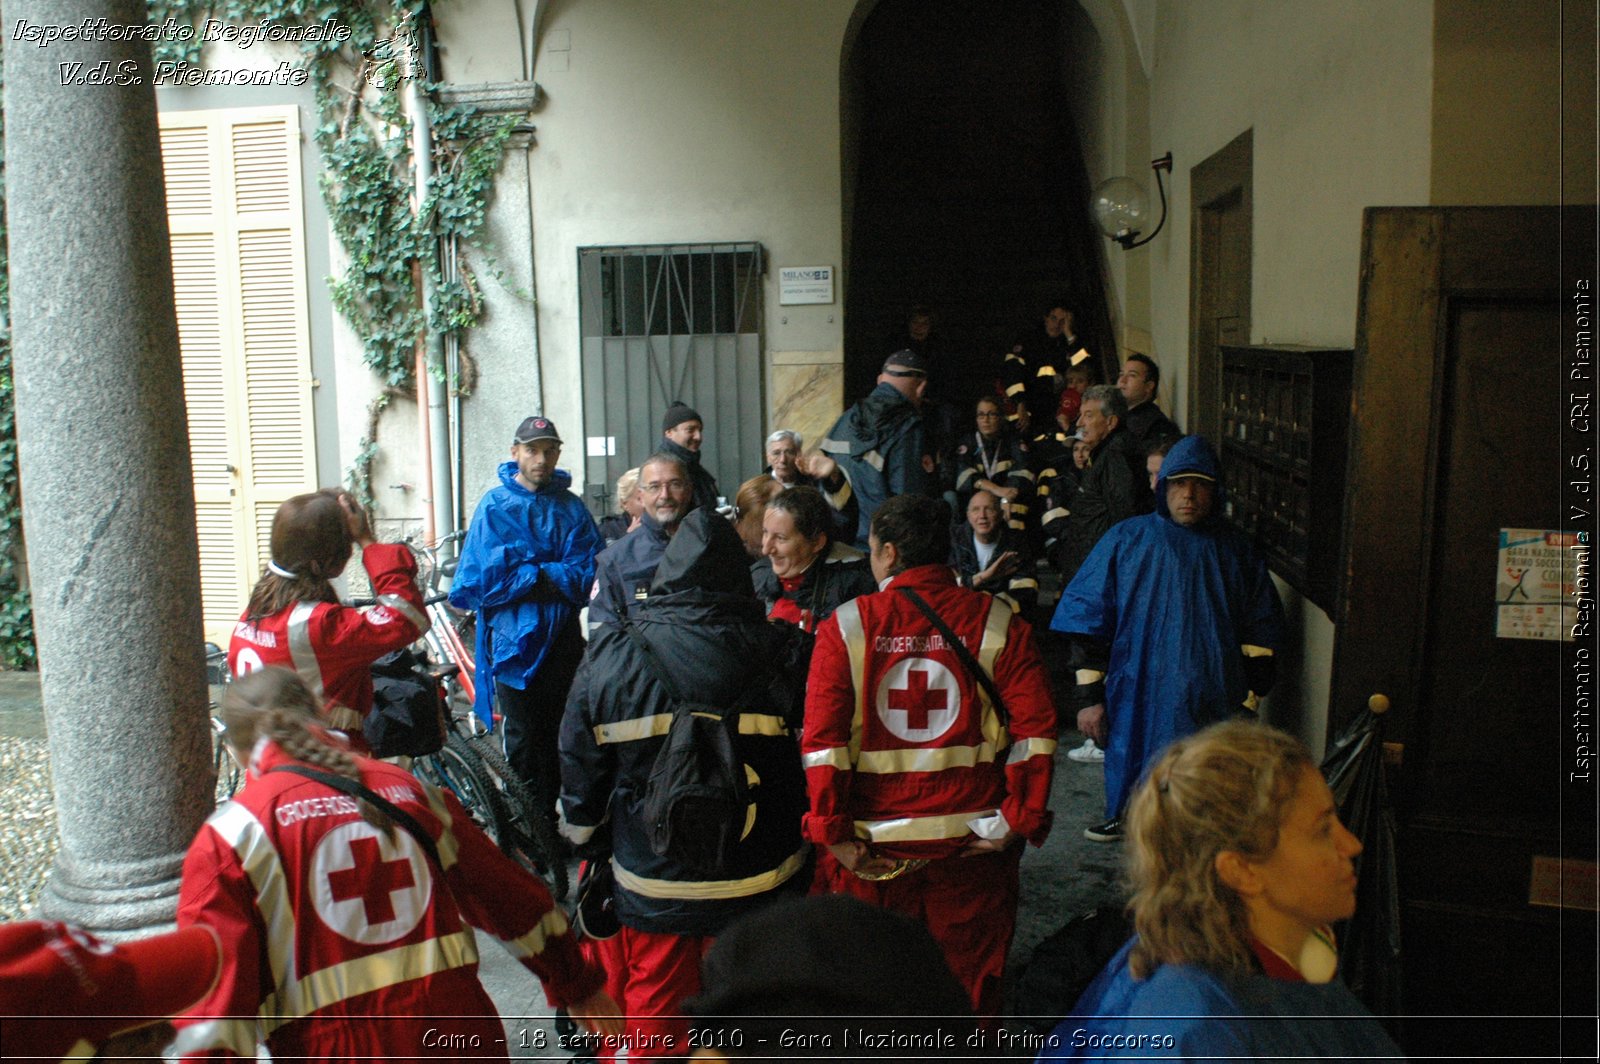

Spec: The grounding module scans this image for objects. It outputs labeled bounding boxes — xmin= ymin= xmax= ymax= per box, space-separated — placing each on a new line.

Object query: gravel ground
xmin=0 ymin=730 xmax=236 ymax=921
xmin=0 ymin=735 xmax=58 ymax=920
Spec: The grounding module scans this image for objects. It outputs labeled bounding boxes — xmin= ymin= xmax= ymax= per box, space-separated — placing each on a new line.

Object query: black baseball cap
xmin=882 ymin=349 xmax=929 ymax=378
xmin=514 ymin=415 xmax=562 ymax=444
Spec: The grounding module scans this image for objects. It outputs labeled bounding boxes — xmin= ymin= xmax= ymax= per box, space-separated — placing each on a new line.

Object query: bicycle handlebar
xmin=349 ymin=592 xmax=449 ymax=608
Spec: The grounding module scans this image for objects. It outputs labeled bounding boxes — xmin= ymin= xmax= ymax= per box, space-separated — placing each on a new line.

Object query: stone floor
xmin=0 ymin=659 xmax=1126 ymax=1052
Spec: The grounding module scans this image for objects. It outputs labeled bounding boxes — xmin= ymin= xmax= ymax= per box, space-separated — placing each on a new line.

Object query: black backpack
xmin=365 ymin=648 xmax=447 ymax=759
xmin=623 ymin=623 xmax=764 ymax=876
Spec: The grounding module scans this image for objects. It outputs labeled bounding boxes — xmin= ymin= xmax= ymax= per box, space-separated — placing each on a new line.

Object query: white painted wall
xmin=517 ymin=0 xmax=859 ymax=490
xmin=1139 ymin=0 xmax=1436 ymax=751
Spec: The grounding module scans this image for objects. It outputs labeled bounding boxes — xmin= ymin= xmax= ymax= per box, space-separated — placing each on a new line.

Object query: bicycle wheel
xmin=212 ymin=719 xmax=242 ymax=804
xmin=464 ymin=732 xmax=569 ymax=901
xmin=414 ymin=733 xmax=515 ymax=849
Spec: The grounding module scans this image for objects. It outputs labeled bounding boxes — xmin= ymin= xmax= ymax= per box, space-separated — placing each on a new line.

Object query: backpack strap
xmin=895 ymin=586 xmax=1012 ymax=731
xmin=267 ymin=764 xmax=442 ymax=872
xmin=623 ymin=621 xmax=774 ymax=718
xmin=622 ymin=621 xmax=694 ymax=706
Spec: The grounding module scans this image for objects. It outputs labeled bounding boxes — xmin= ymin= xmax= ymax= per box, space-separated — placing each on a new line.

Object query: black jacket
xmin=1123 ymin=401 xmax=1181 ymax=449
xmin=659 ymin=436 xmax=722 ymax=513
xmin=750 ymin=542 xmax=876 ymax=631
xmin=1054 ymin=426 xmax=1153 ymax=581
xmin=559 ymin=510 xmax=810 ymax=936
xmin=953 ymin=429 xmax=1036 ymax=532
xmin=949 ymin=523 xmax=1039 ymax=615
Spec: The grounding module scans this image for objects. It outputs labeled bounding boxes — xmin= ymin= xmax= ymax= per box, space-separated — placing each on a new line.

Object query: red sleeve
xmin=173 ymin=829 xmax=266 ymax=1059
xmin=800 ymin=615 xmax=858 ymax=846
xmin=313 ymin=544 xmax=430 ymax=678
xmin=430 ymin=784 xmax=605 ymax=1007
xmin=993 ymin=613 xmax=1058 ymax=845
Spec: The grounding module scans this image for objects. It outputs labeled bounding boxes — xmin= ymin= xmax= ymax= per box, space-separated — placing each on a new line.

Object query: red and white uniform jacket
xmin=801 ymin=563 xmax=1057 ymax=860
xmin=173 ymin=741 xmax=603 ymax=1060
xmin=229 ymin=543 xmax=428 ymax=734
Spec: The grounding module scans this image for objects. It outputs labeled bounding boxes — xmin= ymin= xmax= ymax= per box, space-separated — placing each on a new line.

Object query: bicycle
xmin=206 ymin=642 xmax=241 ymax=804
xmin=400 ymin=531 xmax=571 ymax=901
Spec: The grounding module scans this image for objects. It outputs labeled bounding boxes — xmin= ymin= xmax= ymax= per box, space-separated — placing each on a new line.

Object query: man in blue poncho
xmin=451 ymin=415 xmax=604 ymax=829
xmin=1050 ymin=435 xmax=1284 ymax=842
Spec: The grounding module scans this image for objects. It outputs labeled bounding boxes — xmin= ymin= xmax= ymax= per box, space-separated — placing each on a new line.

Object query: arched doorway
xmin=840 ymin=0 xmax=1116 ymax=411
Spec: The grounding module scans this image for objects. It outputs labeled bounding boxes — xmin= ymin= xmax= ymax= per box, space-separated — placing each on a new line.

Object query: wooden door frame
xmin=1188 ymin=129 xmax=1253 ymax=440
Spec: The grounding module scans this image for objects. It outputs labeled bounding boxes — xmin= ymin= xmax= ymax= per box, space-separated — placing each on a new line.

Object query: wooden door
xmin=1189 ymin=130 xmax=1252 ymax=441
xmin=1333 ymin=206 xmax=1596 ymax=1057
xmin=159 ymin=107 xmax=317 ymax=642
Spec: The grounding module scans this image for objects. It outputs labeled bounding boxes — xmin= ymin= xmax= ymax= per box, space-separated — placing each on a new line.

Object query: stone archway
xmin=837 ymin=0 xmax=1125 ymax=410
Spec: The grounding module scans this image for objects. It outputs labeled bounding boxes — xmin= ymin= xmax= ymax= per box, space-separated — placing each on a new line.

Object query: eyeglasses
xmin=642 ymin=479 xmax=689 ymax=495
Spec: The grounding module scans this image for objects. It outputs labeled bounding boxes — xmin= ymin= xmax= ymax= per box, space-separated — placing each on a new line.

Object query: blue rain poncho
xmin=1050 ymin=435 xmax=1284 ymax=818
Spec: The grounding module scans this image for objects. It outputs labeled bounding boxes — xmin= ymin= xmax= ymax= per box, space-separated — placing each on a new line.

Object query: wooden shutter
xmin=159 ymin=107 xmax=316 ymax=641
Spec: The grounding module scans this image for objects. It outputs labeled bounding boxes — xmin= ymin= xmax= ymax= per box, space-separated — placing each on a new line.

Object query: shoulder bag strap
xmin=895 ymin=585 xmax=1011 ymax=730
xmin=267 ymin=764 xmax=442 ymax=871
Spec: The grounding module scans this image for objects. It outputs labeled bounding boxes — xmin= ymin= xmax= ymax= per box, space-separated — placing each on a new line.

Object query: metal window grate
xmin=578 ymin=243 xmax=765 ymax=514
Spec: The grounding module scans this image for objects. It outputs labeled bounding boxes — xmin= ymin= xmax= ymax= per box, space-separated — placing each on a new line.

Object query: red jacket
xmin=173 ymin=742 xmax=603 ymax=1060
xmin=229 ymin=543 xmax=428 ymax=734
xmin=800 ymin=564 xmax=1057 ymax=860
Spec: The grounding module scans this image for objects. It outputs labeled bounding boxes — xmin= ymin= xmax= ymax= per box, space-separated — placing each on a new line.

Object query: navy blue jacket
xmin=949 ymin=523 xmax=1039 ymax=615
xmin=588 ymin=511 xmax=673 ymax=630
xmin=558 ymin=510 xmax=811 ymax=935
xmin=819 ymin=383 xmax=932 ymax=547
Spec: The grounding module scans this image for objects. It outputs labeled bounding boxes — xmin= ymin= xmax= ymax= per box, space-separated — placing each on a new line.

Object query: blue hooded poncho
xmin=1050 ymin=435 xmax=1285 ymax=819
xmin=450 ymin=463 xmax=604 ymax=728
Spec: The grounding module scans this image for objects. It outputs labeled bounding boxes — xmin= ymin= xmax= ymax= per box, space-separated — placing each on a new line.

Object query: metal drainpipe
xmin=404 ymin=12 xmax=455 ymax=541
xmin=446 ymin=237 xmax=464 ymax=530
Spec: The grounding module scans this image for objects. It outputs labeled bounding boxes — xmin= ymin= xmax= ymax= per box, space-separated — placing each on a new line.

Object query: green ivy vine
xmin=147 ymin=0 xmax=520 ymax=507
xmin=0 ymin=2 xmax=518 ymax=665
xmin=0 ymin=40 xmax=35 ymax=670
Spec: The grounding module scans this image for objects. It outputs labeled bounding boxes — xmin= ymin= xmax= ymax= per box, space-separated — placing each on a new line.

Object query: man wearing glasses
xmin=588 ymin=453 xmax=697 ymax=630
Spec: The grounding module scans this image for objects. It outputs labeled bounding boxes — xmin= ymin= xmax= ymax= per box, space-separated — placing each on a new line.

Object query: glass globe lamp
xmin=1092 ymin=177 xmax=1151 ymax=246
xmin=1091 ymin=153 xmax=1174 ymax=250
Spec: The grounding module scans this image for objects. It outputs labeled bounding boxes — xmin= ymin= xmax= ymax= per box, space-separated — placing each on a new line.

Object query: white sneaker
xmin=1067 ymin=739 xmax=1105 ymax=763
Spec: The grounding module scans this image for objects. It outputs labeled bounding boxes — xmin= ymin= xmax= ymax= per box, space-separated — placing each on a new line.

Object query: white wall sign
xmin=778 ymin=265 xmax=834 ymax=305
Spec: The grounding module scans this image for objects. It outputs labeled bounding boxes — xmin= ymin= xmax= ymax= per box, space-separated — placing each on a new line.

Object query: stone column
xmin=4 ymin=0 xmax=213 ymax=931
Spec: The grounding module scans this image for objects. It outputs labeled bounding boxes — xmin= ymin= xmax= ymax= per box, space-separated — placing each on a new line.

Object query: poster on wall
xmin=1495 ymin=528 xmax=1578 ymax=641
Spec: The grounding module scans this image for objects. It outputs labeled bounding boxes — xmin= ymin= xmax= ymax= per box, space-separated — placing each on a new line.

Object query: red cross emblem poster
xmin=875 ymin=657 xmax=961 ymax=743
xmin=310 ymin=820 xmax=434 ymax=945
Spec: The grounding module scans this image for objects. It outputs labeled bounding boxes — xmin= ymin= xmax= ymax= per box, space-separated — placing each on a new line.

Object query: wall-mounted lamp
xmin=1092 ymin=152 xmax=1174 ymax=250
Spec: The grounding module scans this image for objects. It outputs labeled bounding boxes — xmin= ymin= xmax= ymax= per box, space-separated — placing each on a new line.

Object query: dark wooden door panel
xmin=1412 ymin=296 xmax=1565 ymax=827
xmin=1336 ymin=207 xmax=1597 ymax=1057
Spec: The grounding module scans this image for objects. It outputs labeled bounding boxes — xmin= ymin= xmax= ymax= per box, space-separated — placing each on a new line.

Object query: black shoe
xmin=1084 ymin=817 xmax=1124 ymax=842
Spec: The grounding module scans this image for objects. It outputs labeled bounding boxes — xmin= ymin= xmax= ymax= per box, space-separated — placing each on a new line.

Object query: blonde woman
xmin=174 ymin=668 xmax=619 ymax=1059
xmin=1039 ymin=721 xmax=1403 ymax=1060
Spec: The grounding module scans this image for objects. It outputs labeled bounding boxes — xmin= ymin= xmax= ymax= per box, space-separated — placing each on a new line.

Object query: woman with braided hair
xmin=1038 ymin=720 xmax=1402 ymax=1060
xmin=174 ymin=667 xmax=620 ymax=1060
xmin=228 ymin=488 xmax=429 ymax=750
